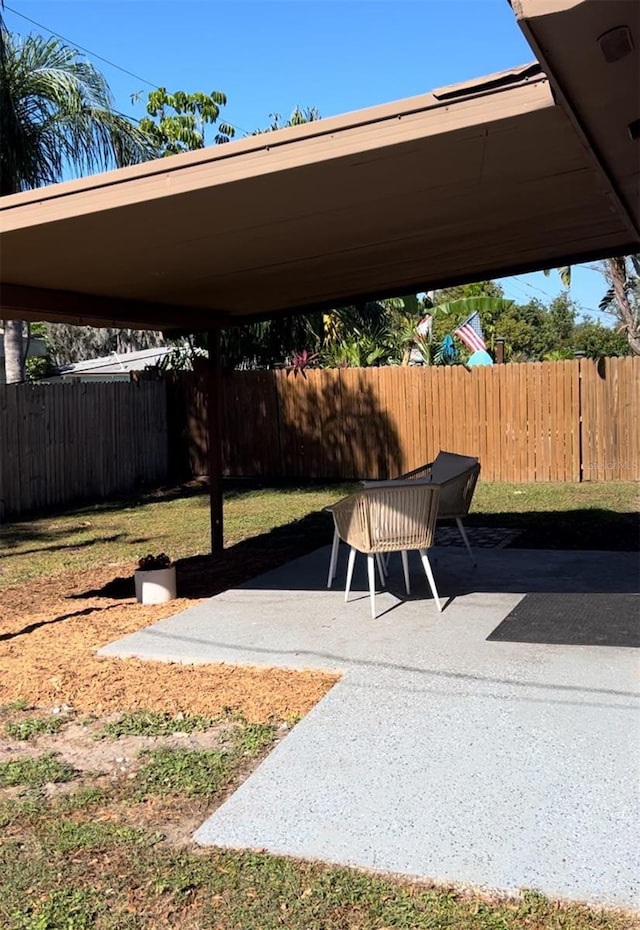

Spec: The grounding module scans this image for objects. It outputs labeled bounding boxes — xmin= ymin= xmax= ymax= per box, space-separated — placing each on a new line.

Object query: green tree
xmin=571 ymin=319 xmax=630 ymax=358
xmin=137 ymin=87 xmax=235 ymax=155
xmin=320 ymin=300 xmax=402 ymax=368
xmin=44 ymin=324 xmax=165 ymax=367
xmin=251 ymin=105 xmax=321 ymax=135
xmin=432 ymin=280 xmax=505 ymax=303
xmin=0 ymin=23 xmax=156 ymax=382
xmin=545 ymin=257 xmax=640 ymax=355
xmin=221 ymin=313 xmax=323 ymax=371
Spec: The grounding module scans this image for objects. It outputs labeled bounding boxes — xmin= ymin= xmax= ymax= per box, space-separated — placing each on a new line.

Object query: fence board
xmin=2 ymin=357 xmax=638 ymax=520
xmin=0 ymin=380 xmax=168 ymax=519
xmin=218 ymin=359 xmax=639 ymax=483
xmin=625 ymin=356 xmax=639 ymax=481
xmin=581 ymin=357 xmax=640 ymax=481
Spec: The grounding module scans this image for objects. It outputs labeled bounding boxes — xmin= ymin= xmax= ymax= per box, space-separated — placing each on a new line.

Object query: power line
xmin=501 ymin=280 xmax=530 ymax=301
xmin=5 ymin=4 xmax=160 ymax=88
xmin=510 ymin=275 xmax=557 ymax=299
xmin=4 ymin=4 xmax=251 ymax=136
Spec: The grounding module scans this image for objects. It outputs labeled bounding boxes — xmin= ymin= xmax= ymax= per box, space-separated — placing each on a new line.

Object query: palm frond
xmin=1 ymin=27 xmax=156 ymax=194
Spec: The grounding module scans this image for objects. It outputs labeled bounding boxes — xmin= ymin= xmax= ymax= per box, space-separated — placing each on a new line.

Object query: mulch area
xmin=0 ymin=541 xmax=338 ymax=723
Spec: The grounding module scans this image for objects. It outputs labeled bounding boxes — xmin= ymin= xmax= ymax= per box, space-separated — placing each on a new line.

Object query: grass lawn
xmin=1 ymin=479 xmax=637 ymax=589
xmin=1 ymin=480 xmax=638 ymax=928
xmin=0 ymin=700 xmax=635 ymax=930
xmin=470 ymin=480 xmax=639 ymax=550
xmin=0 ymin=482 xmax=353 ymax=589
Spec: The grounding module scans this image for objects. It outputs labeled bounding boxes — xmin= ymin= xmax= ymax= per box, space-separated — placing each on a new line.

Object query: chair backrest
xmin=360 ymin=450 xmax=480 ymax=519
xmin=436 ymin=462 xmax=480 ymax=518
xmin=429 ymin=451 xmax=479 ymax=483
xmin=329 ymin=481 xmax=440 ymax=554
xmin=400 ymin=451 xmax=480 ymax=519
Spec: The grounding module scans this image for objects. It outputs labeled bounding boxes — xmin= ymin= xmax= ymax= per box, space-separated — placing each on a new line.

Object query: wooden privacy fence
xmin=0 ymin=380 xmax=168 ymax=519
xmin=169 ymin=356 xmax=640 ymax=484
xmin=1 ymin=357 xmax=637 ymax=520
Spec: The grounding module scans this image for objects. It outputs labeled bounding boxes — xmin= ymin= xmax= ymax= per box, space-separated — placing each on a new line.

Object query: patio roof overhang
xmin=1 ymin=0 xmax=638 ymax=332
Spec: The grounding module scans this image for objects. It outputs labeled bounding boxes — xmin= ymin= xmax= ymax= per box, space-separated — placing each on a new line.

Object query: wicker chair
xmin=326 ymin=481 xmax=441 ymax=619
xmin=400 ymin=452 xmax=480 ymax=564
xmin=326 ymin=451 xmax=480 ymax=590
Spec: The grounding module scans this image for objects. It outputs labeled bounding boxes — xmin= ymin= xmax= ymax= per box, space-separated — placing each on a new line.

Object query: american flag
xmin=416 ymin=314 xmax=432 ymax=338
xmin=454 ymin=312 xmax=487 ymax=352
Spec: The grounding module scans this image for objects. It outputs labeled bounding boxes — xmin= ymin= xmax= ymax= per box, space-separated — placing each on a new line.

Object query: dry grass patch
xmin=0 ymin=553 xmax=337 ymax=723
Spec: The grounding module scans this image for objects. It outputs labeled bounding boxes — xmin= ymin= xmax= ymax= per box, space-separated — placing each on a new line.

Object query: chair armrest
xmin=326 ymin=493 xmax=364 ymax=546
xmin=399 ymin=462 xmax=434 ymax=481
xmin=360 ymin=462 xmax=435 ymax=488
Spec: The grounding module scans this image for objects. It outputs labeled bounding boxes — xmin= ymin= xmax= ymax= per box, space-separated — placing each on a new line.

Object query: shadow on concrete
xmin=238 ymin=545 xmax=640 ymax=597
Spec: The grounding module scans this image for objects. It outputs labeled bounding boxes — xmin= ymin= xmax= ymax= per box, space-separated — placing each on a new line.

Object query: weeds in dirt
xmin=132 ymin=721 xmax=276 ymax=798
xmin=9 ymin=886 xmax=109 ymax=930
xmin=1 ymin=838 xmax=632 ymax=930
xmin=5 ymin=715 xmax=64 ymax=741
xmin=57 ymin=786 xmax=106 ymax=811
xmin=0 ymin=753 xmax=77 ymax=788
xmin=135 ymin=747 xmax=233 ymax=798
xmin=42 ymin=818 xmax=160 ymax=853
xmin=99 ymin=710 xmax=219 ymax=739
xmin=224 ymin=721 xmax=276 ymax=756
xmin=0 ymin=699 xmax=31 ymax=713
xmin=0 ymin=793 xmax=47 ymax=828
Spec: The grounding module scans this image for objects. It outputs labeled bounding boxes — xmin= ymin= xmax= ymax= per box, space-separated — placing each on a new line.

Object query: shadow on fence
xmin=168 ymin=370 xmax=403 ymax=482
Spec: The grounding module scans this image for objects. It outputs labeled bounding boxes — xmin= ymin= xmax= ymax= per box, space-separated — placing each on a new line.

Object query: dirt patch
xmin=0 ymin=710 xmax=292 ymax=847
xmin=0 ymin=715 xmax=237 ymax=773
xmin=0 ymin=559 xmax=337 ymax=722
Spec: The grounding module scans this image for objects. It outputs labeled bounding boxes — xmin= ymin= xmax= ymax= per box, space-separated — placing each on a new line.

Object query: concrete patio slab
xmin=100 ymin=546 xmax=640 ymax=908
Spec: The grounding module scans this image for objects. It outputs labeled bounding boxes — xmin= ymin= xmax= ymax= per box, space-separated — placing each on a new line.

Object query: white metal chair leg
xmin=345 ymin=547 xmax=357 ymax=602
xmin=327 ymin=528 xmax=340 ymax=588
xmin=401 ymin=549 xmax=411 ymax=595
xmin=367 ymin=553 xmax=377 ymax=619
xmin=456 ymin=518 xmax=476 ymax=566
xmin=419 ymin=548 xmax=441 ymax=612
xmin=375 ymin=553 xmax=386 ymax=585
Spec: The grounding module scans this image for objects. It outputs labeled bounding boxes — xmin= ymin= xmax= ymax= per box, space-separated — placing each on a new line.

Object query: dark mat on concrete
xmin=435 ymin=526 xmax=521 ymax=548
xmin=487 ymin=593 xmax=640 ymax=647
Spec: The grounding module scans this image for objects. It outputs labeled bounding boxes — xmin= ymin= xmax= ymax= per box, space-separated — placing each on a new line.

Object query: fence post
xmin=577 ymin=356 xmax=584 ymax=482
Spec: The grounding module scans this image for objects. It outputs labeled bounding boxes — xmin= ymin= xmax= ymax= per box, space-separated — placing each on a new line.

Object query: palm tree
xmin=599 ymin=255 xmax=640 ymax=355
xmin=545 ymin=258 xmax=640 ymax=355
xmin=0 ymin=22 xmax=156 ymax=382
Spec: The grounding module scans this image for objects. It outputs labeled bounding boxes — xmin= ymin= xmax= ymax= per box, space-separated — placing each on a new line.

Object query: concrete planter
xmin=134 ymin=566 xmax=177 ymax=604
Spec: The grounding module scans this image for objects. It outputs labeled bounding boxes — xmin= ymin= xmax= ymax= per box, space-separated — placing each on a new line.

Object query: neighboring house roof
xmin=0 ymin=0 xmax=638 ymax=332
xmin=59 ymin=346 xmax=170 ymax=377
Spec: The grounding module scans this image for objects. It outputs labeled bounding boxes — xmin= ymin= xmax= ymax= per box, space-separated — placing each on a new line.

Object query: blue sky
xmin=3 ymin=0 xmax=612 ymax=320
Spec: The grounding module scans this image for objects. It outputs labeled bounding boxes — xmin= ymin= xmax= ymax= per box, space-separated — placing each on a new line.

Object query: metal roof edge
xmin=0 ymin=62 xmax=546 ymax=214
